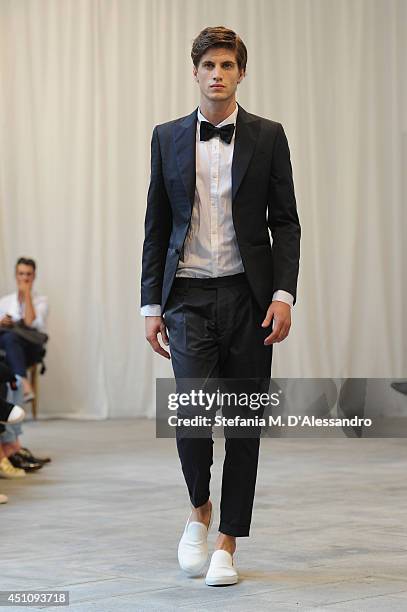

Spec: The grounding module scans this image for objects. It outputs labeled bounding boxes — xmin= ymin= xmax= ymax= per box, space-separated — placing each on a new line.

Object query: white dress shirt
xmin=0 ymin=291 xmax=49 ymax=333
xmin=141 ymin=105 xmax=293 ymax=316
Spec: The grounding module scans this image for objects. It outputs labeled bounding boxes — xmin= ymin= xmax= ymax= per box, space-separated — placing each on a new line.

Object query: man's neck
xmin=199 ymin=98 xmax=237 ymax=125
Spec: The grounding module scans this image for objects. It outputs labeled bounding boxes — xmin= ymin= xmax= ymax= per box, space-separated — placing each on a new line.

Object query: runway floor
xmin=1 ymin=419 xmax=407 ymax=611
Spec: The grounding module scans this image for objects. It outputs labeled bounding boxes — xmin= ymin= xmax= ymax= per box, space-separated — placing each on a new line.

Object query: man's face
xmin=193 ymin=47 xmax=244 ymax=104
xmin=16 ymin=264 xmax=35 ymax=288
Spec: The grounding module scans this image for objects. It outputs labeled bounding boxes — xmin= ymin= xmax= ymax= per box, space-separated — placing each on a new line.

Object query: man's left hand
xmin=262 ymin=301 xmax=291 ymax=345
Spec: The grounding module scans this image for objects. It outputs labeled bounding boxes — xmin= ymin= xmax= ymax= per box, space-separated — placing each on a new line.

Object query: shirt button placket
xmin=211 ymin=137 xmax=220 ymax=276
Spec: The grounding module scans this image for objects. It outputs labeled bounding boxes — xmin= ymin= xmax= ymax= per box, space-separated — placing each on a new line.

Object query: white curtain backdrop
xmin=0 ymin=0 xmax=405 ymax=418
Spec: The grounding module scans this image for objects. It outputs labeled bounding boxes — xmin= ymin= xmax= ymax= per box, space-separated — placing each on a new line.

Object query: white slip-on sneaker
xmin=205 ymin=549 xmax=238 ymax=586
xmin=0 ymin=404 xmax=26 ymax=425
xmin=178 ymin=506 xmax=213 ymax=576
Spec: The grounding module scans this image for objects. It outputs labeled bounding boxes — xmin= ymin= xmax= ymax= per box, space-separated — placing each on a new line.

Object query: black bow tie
xmin=200 ymin=121 xmax=235 ymax=144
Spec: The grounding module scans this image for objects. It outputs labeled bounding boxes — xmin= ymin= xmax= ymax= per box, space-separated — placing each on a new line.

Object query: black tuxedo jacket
xmin=141 ymin=103 xmax=301 ymax=314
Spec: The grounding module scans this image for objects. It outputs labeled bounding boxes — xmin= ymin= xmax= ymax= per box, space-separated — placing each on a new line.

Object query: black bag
xmin=0 ymin=320 xmax=48 ymax=346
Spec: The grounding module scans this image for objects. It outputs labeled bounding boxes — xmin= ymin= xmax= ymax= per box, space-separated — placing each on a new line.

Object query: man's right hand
xmin=0 ymin=314 xmax=13 ymax=328
xmin=145 ymin=316 xmax=170 ymax=359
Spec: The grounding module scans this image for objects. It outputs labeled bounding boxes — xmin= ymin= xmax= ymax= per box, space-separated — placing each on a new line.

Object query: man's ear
xmin=237 ymin=69 xmax=245 ymax=84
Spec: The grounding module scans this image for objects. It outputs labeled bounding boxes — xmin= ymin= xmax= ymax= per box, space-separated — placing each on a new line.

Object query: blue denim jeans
xmin=0 ymin=422 xmax=22 ymax=443
xmin=0 ymin=331 xmax=43 ymax=377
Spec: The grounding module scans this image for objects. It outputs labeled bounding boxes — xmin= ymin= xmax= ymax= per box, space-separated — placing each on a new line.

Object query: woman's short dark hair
xmin=191 ymin=26 xmax=247 ymax=72
xmin=16 ymin=257 xmax=36 ymax=272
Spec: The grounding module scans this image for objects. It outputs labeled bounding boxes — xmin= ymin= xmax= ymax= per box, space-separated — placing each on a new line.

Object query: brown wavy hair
xmin=16 ymin=257 xmax=36 ymax=272
xmin=191 ymin=26 xmax=247 ymax=72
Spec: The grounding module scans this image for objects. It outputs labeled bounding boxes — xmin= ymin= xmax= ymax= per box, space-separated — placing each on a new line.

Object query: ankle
xmin=21 ymin=379 xmax=32 ymax=394
xmin=192 ymin=499 xmax=211 ymax=513
xmin=191 ymin=499 xmax=212 ymax=525
xmin=1 ymin=443 xmax=15 ymax=457
xmin=215 ymin=533 xmax=236 ymax=555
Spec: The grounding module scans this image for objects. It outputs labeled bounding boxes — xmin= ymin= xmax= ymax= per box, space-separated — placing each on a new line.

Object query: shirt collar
xmin=197 ymin=103 xmax=238 ymax=127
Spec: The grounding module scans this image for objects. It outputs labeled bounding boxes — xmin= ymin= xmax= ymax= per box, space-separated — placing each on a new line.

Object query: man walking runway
xmin=141 ymin=26 xmax=300 ymax=586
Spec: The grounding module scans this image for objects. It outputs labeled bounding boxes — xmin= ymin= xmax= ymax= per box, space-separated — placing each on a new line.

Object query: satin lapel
xmin=173 ymin=109 xmax=197 ymax=211
xmin=232 ymin=104 xmax=261 ymax=202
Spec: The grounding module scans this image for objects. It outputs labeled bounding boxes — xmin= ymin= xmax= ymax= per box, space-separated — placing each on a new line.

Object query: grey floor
xmin=1 ymin=420 xmax=407 ymax=612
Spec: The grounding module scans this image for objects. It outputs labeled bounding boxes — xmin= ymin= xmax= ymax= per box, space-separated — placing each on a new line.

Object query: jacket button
xmin=175 ymin=248 xmax=180 ymax=254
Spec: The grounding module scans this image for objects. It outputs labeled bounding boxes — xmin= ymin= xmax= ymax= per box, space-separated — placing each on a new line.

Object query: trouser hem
xmin=219 ymin=521 xmax=250 ymax=537
xmin=191 ymin=496 xmax=210 ymax=509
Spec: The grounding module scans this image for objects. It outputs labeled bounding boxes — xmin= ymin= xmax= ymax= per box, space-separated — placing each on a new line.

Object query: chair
xmin=28 ymin=349 xmax=46 ymax=419
xmin=28 ymin=363 xmax=39 ymax=419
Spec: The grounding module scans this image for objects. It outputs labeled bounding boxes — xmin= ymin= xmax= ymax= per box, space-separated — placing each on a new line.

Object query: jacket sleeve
xmin=267 ymin=123 xmax=301 ymax=305
xmin=140 ymin=127 xmax=173 ymax=307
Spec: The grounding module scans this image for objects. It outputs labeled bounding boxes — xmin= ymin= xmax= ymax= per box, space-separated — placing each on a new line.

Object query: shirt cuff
xmin=272 ymin=290 xmax=294 ymax=308
xmin=140 ymin=304 xmax=162 ymax=317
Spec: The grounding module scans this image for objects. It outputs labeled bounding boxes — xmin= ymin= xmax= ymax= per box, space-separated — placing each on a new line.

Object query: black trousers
xmin=164 ymin=273 xmax=273 ymax=537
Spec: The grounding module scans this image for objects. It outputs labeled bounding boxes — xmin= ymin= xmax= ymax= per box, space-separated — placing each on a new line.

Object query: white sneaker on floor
xmin=178 ymin=506 xmax=213 ymax=576
xmin=205 ymin=549 xmax=238 ymax=586
xmin=2 ymin=405 xmax=25 ymax=424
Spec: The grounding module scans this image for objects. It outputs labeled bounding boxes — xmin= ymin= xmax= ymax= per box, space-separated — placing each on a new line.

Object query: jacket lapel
xmin=173 ymin=109 xmax=197 ymax=210
xmin=232 ymin=103 xmax=261 ymax=202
